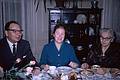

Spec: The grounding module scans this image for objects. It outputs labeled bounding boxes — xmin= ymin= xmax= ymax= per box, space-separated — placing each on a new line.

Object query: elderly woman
xmin=81 ymin=28 xmax=120 ymax=69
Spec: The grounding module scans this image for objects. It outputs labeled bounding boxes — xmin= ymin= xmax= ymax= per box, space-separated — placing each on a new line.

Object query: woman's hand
xmin=69 ymin=61 xmax=78 ymax=68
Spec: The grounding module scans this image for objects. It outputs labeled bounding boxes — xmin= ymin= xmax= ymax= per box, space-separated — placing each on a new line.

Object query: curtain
xmin=0 ymin=0 xmax=48 ymax=61
xmin=23 ymin=0 xmax=49 ymax=61
xmin=0 ymin=0 xmax=22 ymax=38
xmin=102 ymin=0 xmax=120 ymax=41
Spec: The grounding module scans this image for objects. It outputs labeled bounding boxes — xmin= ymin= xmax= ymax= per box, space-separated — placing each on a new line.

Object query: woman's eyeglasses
xmin=100 ymin=36 xmax=112 ymax=41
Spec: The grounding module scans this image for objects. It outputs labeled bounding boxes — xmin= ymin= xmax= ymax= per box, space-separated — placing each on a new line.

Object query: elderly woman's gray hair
xmin=99 ymin=28 xmax=115 ymax=41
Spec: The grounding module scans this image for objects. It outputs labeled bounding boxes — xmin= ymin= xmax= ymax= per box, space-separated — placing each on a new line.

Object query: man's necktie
xmin=12 ymin=44 xmax=16 ymax=55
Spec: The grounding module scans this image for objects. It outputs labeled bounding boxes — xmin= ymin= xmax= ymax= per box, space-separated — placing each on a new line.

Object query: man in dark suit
xmin=0 ymin=21 xmax=36 ymax=71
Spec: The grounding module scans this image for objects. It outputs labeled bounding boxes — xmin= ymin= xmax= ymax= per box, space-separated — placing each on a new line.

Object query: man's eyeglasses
xmin=7 ymin=29 xmax=23 ymax=33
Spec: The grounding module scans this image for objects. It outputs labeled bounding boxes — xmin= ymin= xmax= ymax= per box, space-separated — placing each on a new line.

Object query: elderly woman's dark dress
xmin=86 ymin=42 xmax=120 ymax=69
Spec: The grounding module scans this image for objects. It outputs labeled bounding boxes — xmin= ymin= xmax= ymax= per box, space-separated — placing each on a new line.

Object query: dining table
xmin=31 ymin=66 xmax=120 ymax=80
xmin=1 ymin=66 xmax=120 ymax=80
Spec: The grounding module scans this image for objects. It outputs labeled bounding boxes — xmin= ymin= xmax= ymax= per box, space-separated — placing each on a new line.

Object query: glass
xmin=7 ymin=29 xmax=23 ymax=33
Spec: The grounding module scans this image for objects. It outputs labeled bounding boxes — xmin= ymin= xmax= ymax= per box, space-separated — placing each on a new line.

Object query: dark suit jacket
xmin=0 ymin=37 xmax=36 ymax=71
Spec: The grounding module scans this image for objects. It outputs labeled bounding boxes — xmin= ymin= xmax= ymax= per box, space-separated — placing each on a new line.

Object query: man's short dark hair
xmin=5 ymin=21 xmax=21 ymax=30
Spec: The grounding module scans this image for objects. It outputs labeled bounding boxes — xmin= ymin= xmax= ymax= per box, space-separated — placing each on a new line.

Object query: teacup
xmin=49 ymin=66 xmax=57 ymax=74
xmin=92 ymin=65 xmax=100 ymax=69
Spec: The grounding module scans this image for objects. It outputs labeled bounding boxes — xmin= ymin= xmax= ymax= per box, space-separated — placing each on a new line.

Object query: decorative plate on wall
xmin=76 ymin=14 xmax=87 ymax=24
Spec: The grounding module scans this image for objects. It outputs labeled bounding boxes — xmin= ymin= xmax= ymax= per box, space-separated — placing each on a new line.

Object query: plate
xmin=57 ymin=66 xmax=72 ymax=73
xmin=76 ymin=14 xmax=87 ymax=24
xmin=57 ymin=66 xmax=72 ymax=70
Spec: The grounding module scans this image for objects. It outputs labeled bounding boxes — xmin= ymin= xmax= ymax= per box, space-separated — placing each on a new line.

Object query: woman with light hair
xmin=81 ymin=28 xmax=120 ymax=69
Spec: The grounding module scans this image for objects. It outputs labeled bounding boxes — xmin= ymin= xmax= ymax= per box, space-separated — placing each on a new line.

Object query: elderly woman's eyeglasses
xmin=7 ymin=29 xmax=23 ymax=33
xmin=100 ymin=36 xmax=112 ymax=41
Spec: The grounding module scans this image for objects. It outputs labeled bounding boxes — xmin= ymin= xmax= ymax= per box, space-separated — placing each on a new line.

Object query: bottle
xmin=91 ymin=0 xmax=98 ymax=8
